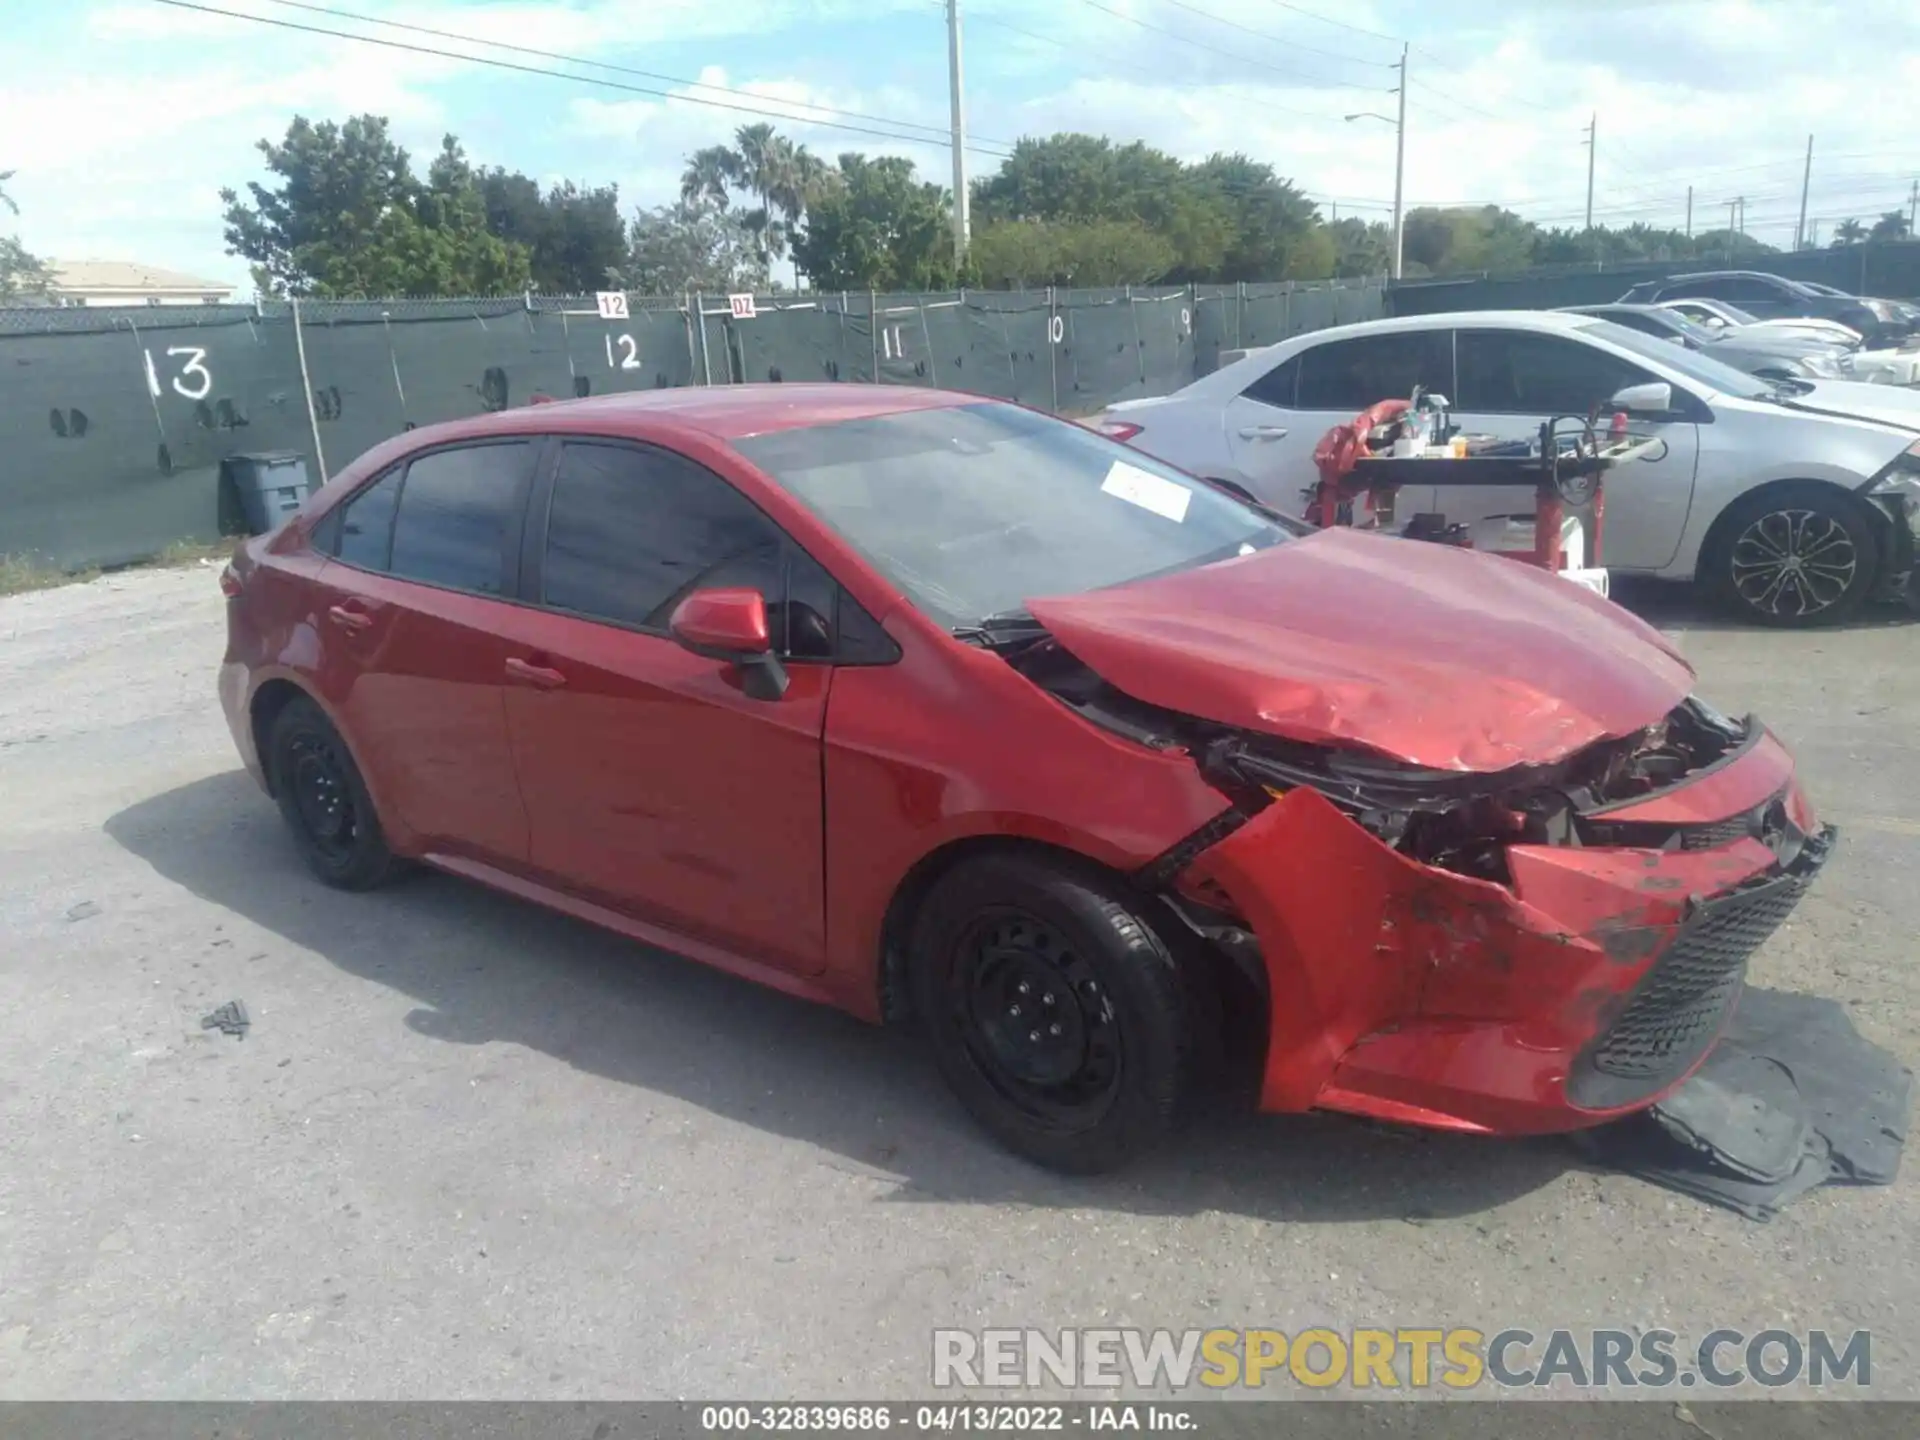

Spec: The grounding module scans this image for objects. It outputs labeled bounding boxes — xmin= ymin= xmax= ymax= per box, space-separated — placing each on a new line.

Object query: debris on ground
xmin=200 ymin=1000 xmax=251 ymax=1039
xmin=65 ymin=900 xmax=100 ymax=922
xmin=1575 ymin=987 xmax=1912 ymax=1220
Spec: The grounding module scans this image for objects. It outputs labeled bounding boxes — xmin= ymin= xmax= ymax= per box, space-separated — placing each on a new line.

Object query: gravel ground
xmin=0 ymin=563 xmax=1914 ymax=1403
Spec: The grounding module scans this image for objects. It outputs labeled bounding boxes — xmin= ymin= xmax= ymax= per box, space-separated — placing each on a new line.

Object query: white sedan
xmin=1086 ymin=310 xmax=1920 ymax=626
xmin=1655 ymin=297 xmax=1920 ymax=386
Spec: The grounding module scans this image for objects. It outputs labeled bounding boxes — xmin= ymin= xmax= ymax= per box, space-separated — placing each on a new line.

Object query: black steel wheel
xmin=1708 ymin=484 xmax=1880 ymax=628
xmin=910 ymin=853 xmax=1196 ymax=1174
xmin=267 ymin=697 xmax=404 ymax=890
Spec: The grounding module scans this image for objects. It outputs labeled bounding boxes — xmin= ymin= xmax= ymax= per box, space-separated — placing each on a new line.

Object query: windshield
xmin=1574 ymin=319 xmax=1775 ymax=399
xmin=734 ymin=402 xmax=1294 ymax=631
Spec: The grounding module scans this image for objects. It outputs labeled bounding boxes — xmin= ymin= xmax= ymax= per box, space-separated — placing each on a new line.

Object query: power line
xmin=257 ymin=0 xmax=1018 ymax=148
xmin=150 ymin=0 xmax=1018 ymax=158
xmin=1146 ymin=0 xmax=1392 ymax=70
xmin=954 ymin=6 xmax=1338 ymax=120
xmin=1069 ymin=0 xmax=1378 ymax=92
xmin=1256 ymin=0 xmax=1405 ymax=46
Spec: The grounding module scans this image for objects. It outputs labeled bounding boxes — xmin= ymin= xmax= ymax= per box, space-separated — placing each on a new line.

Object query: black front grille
xmin=1567 ymin=828 xmax=1832 ymax=1111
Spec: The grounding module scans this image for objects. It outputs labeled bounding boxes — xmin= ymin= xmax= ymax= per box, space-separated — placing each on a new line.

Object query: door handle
xmin=504 ymin=656 xmax=568 ymax=690
xmin=326 ymin=604 xmax=373 ymax=632
xmin=1238 ymin=425 xmax=1289 ymax=440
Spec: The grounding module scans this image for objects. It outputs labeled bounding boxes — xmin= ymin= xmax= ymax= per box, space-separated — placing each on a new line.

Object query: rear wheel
xmin=267 ymin=697 xmax=404 ymax=890
xmin=909 ymin=854 xmax=1196 ymax=1174
xmin=1705 ymin=484 xmax=1880 ymax=627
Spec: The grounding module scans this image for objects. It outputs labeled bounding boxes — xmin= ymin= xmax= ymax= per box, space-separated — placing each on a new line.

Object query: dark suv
xmin=1617 ymin=271 xmax=1913 ymax=348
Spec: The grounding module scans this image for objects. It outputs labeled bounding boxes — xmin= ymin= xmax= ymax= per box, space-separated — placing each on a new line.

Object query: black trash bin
xmin=219 ymin=452 xmax=313 ymax=536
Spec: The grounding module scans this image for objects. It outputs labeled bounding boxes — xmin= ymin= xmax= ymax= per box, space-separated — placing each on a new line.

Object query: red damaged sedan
xmin=218 ymin=385 xmax=1833 ymax=1172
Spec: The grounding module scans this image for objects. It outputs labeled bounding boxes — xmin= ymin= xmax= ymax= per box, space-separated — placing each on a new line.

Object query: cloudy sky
xmin=5 ymin=0 xmax=1919 ymax=290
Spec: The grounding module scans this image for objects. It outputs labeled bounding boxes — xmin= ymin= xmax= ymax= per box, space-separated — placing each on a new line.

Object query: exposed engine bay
xmin=1008 ymin=637 xmax=1766 ymax=890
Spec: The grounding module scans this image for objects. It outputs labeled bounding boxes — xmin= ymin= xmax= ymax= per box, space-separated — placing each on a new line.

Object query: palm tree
xmin=731 ymin=123 xmax=806 ymax=262
xmin=1869 ymin=210 xmax=1912 ymax=242
xmin=1832 ymin=218 xmax=1867 ymax=246
xmin=0 ymin=168 xmax=17 ymax=217
xmin=680 ymin=146 xmax=738 ymax=212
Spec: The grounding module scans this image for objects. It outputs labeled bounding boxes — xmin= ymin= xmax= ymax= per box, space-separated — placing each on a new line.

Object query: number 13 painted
xmin=144 ymin=346 xmax=213 ymax=401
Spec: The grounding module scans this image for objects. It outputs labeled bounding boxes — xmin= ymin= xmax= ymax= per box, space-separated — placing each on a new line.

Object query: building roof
xmin=47 ymin=260 xmax=235 ymax=294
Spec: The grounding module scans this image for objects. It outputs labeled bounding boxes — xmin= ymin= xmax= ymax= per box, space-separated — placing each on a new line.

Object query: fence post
xmin=694 ymin=293 xmax=713 ymax=386
xmin=681 ymin=293 xmax=696 ymax=386
xmin=1048 ymin=285 xmax=1059 ymax=413
xmin=1235 ymin=280 xmax=1245 ymax=348
xmin=869 ymin=289 xmax=880 ymax=382
xmin=291 ymin=297 xmax=329 ymax=483
xmin=1125 ymin=283 xmax=1145 ymax=385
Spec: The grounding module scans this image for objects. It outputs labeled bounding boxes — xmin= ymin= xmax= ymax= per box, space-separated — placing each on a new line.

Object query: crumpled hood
xmin=1025 ymin=529 xmax=1696 ymax=772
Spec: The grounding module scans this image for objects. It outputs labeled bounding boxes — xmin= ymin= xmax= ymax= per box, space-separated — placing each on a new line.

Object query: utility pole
xmin=1723 ymin=197 xmax=1742 ymax=261
xmin=1391 ymin=44 xmax=1407 ymax=280
xmin=1910 ymin=178 xmax=1918 ymax=235
xmin=1795 ymin=135 xmax=1813 ymax=250
xmin=946 ymin=0 xmax=970 ymax=264
xmin=1685 ymin=185 xmax=1693 ymax=239
xmin=1344 ymin=46 xmax=1406 ymax=279
xmin=1582 ymin=113 xmax=1596 ymax=230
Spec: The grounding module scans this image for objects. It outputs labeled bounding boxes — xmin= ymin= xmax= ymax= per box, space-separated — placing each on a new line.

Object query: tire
xmin=1704 ymin=483 xmax=1881 ymax=628
xmin=908 ymin=853 xmax=1197 ymax=1174
xmin=266 ymin=697 xmax=404 ymax=891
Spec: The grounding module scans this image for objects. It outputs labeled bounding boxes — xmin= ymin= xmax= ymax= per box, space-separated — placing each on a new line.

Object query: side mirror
xmin=668 ymin=587 xmax=789 ymax=701
xmin=1609 ymin=381 xmax=1673 ymax=416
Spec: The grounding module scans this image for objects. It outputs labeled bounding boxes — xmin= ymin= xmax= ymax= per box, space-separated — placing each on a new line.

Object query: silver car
xmin=1089 ymin=311 xmax=1920 ymax=626
xmin=1562 ymin=304 xmax=1855 ymax=382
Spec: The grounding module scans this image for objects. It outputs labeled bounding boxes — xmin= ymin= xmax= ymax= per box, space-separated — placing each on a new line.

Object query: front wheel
xmin=909 ymin=854 xmax=1197 ymax=1174
xmin=1705 ymin=484 xmax=1880 ymax=627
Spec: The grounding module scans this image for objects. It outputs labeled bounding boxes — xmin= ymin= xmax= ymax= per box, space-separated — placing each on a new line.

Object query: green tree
xmin=221 ymin=115 xmax=530 ymax=296
xmin=477 ymin=170 xmax=625 ymax=292
xmin=792 ymin=153 xmax=955 ymax=290
xmin=1690 ymin=227 xmax=1778 ymax=263
xmin=1832 ymin=218 xmax=1867 ymax=246
xmin=0 ymin=235 xmax=52 ymax=301
xmin=972 ymin=134 xmax=1231 ymax=279
xmin=0 ymin=167 xmax=54 ymax=301
xmin=1184 ymin=154 xmax=1327 ymax=281
xmin=680 ymin=146 xmax=739 ymax=211
xmin=969 ymin=217 xmax=1177 ymax=288
xmin=1327 ymin=217 xmax=1392 ymax=278
xmin=619 ymin=197 xmax=768 ymax=294
xmin=1870 ymin=210 xmax=1911 ymax=241
xmin=677 ymin=127 xmax=834 ymax=266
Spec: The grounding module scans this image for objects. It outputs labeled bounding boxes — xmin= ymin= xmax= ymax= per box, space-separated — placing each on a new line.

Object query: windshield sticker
xmin=1100 ymin=461 xmax=1192 ymax=523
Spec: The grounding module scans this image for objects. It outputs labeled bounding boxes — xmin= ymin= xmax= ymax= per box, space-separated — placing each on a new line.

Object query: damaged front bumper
xmin=1170 ymin=719 xmax=1835 ymax=1136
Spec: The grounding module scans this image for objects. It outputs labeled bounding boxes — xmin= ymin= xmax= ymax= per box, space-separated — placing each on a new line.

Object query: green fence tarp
xmin=1 ymin=280 xmax=1385 ymax=570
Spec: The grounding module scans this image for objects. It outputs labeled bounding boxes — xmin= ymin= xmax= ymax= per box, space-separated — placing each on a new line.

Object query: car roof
xmin=1565 ymin=302 xmax=1666 ymax=316
xmin=397 ymin=383 xmax=979 ymax=446
xmin=1274 ymin=310 xmax=1603 ymax=342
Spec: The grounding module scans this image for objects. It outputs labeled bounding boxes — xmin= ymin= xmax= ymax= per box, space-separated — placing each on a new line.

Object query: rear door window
xmin=386 ymin=442 xmax=535 ymax=596
xmin=1455 ymin=330 xmax=1655 ymax=415
xmin=1239 ymin=355 xmax=1300 ymax=409
xmin=331 ymin=469 xmax=402 ymax=572
xmin=1295 ymin=330 xmax=1454 ymax=411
